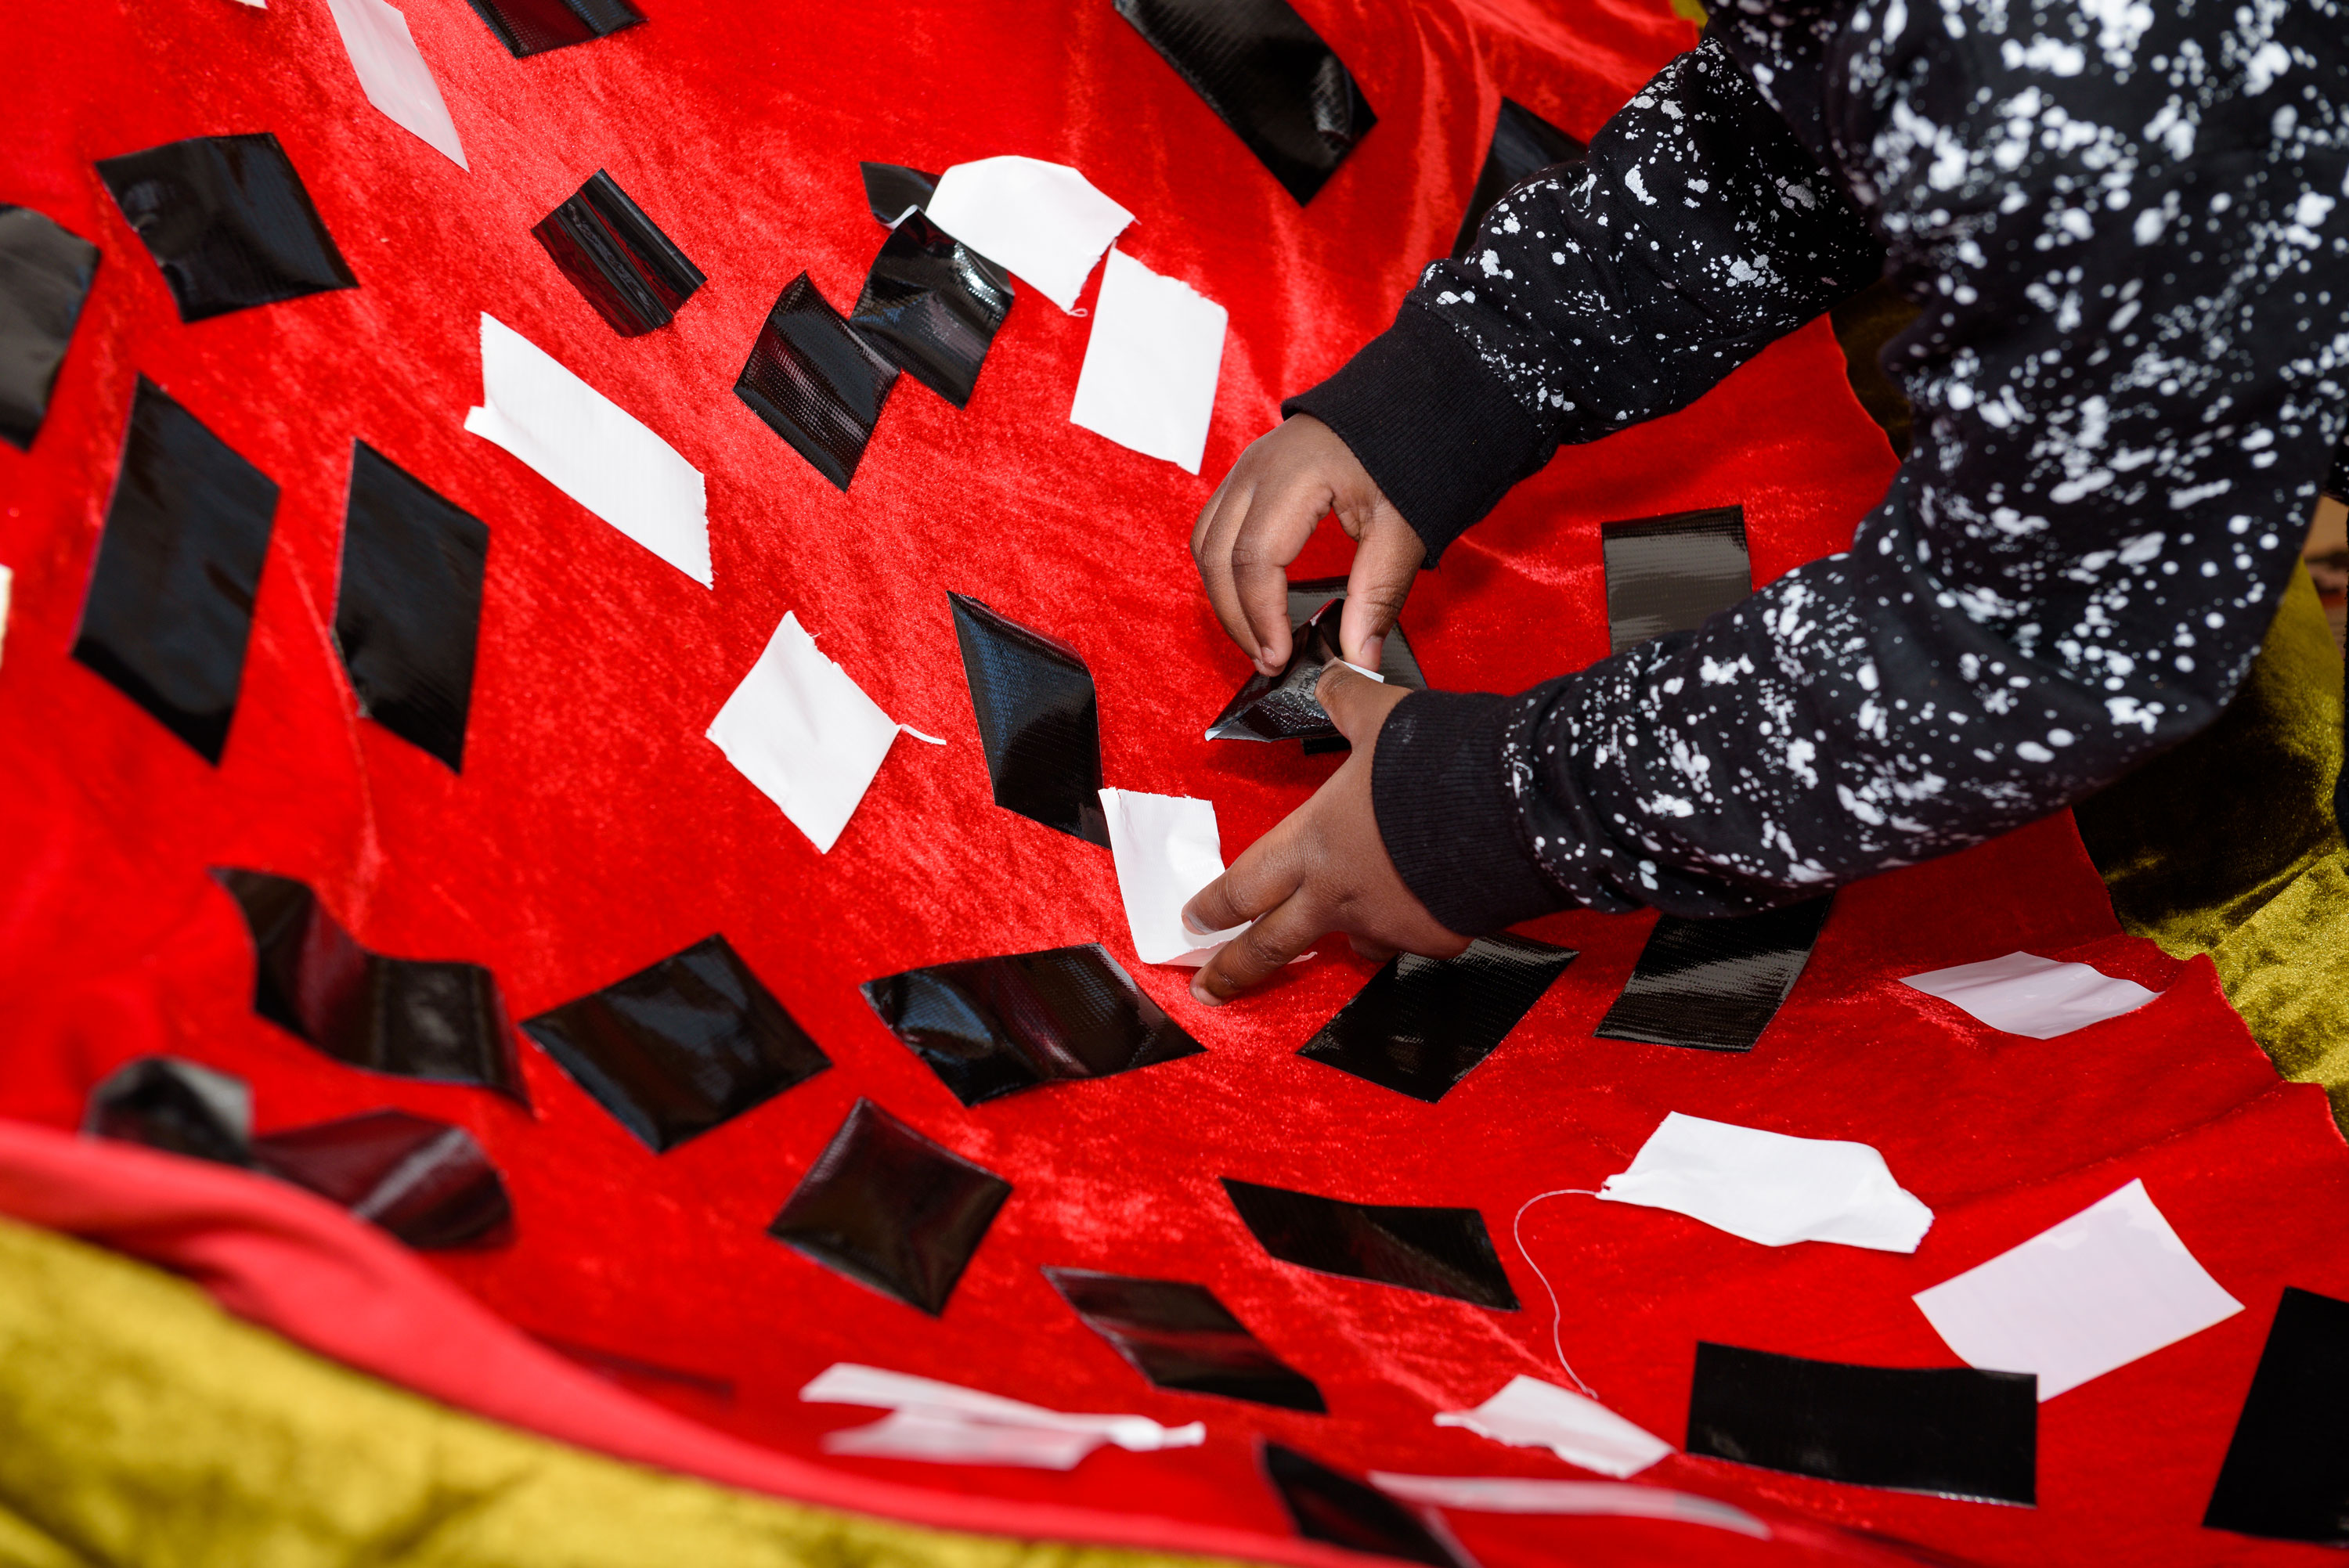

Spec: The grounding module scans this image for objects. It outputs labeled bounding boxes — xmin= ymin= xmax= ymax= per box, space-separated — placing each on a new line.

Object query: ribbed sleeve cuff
xmin=1371 ymin=688 xmax=1567 ymax=936
xmin=1284 ymin=302 xmax=1554 ymax=563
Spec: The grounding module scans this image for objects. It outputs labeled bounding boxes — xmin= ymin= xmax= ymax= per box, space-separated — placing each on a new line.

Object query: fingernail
xmin=1362 ymin=635 xmax=1384 ymax=668
xmin=1182 ymin=912 xmax=1215 ymax=939
xmin=1190 ymin=978 xmax=1222 ymax=1007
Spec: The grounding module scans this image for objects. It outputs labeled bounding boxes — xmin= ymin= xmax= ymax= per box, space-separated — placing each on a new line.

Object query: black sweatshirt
xmin=1290 ymin=0 xmax=2349 ymax=933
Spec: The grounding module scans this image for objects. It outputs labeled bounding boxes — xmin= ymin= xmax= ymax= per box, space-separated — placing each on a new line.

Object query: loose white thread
xmin=1513 ymin=1188 xmax=1602 ymax=1398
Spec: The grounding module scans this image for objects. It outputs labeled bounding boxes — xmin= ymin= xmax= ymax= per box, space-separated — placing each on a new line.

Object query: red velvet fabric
xmin=3 ymin=0 xmax=2346 ymax=1563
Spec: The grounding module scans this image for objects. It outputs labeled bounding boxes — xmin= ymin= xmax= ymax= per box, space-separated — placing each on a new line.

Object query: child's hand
xmin=1190 ymin=414 xmax=1426 ymax=678
xmin=1180 ymin=662 xmax=1469 ymax=1005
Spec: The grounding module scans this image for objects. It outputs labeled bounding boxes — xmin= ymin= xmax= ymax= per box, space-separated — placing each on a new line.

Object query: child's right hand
xmin=1189 ymin=413 xmax=1425 ymax=678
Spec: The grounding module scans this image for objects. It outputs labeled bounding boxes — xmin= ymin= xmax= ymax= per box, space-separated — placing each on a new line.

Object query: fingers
xmin=1315 ymin=661 xmax=1407 ymax=745
xmin=1191 ymin=891 xmax=1330 ymax=1005
xmin=1229 ymin=506 xmax=1315 ymax=676
xmin=1192 ymin=473 xmax=1264 ymax=662
xmin=1336 ymin=515 xmax=1425 ymax=669
xmin=1182 ymin=820 xmax=1302 ymax=939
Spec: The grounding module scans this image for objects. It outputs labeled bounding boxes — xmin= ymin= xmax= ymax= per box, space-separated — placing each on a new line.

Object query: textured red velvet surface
xmin=4 ymin=0 xmax=2347 ymax=1563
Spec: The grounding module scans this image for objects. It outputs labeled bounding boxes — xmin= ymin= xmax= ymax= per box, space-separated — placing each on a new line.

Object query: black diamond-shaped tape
xmin=1045 ymin=1267 xmax=1326 ymax=1412
xmin=532 ymin=169 xmax=705 ymax=337
xmin=860 ymin=162 xmax=940 ymax=225
xmin=210 ymin=867 xmax=527 ymax=1102
xmin=1299 ymin=934 xmax=1576 ymax=1102
xmin=1686 ymin=1343 xmax=2037 ymax=1505
xmin=462 ymin=0 xmax=642 ymax=57
xmin=1207 ymin=585 xmax=1425 ymax=746
xmin=1260 ymin=1441 xmax=1468 ymax=1568
xmin=82 ymin=1055 xmax=253 ymax=1166
xmin=768 ymin=1099 xmax=1011 ymax=1316
xmin=734 ymin=271 xmax=899 ymax=492
xmin=96 ymin=133 xmax=355 ymax=323
xmin=0 ymin=204 xmax=99 ymax=451
xmin=850 ymin=213 xmax=1013 ymax=409
xmin=1601 ymin=505 xmax=1753 ymax=656
xmin=2204 ymin=1288 xmax=2349 ymax=1544
xmin=1111 ymin=0 xmax=1377 ymax=206
xmin=947 ymin=593 xmax=1110 ymax=845
xmin=334 ymin=442 xmax=489 ymax=773
xmin=1222 ymin=1177 xmax=1517 ymax=1309
xmin=1451 ymin=98 xmax=1587 ymax=261
xmin=74 ymin=378 xmax=277 ymax=764
xmin=1594 ymin=896 xmax=1833 ymax=1053
xmin=521 ymin=933 xmax=830 ymax=1152
xmin=251 ymin=1108 xmax=511 ymax=1249
xmin=861 ymin=943 xmax=1200 ymax=1107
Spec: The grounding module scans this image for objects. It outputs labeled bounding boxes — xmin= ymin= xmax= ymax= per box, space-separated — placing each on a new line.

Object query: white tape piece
xmin=323 ymin=0 xmax=467 ymax=169
xmin=1369 ymin=1474 xmax=1770 ymax=1539
xmin=464 ymin=314 xmax=710 ymax=586
xmin=923 ymin=156 xmax=1133 ymax=313
xmin=1900 ymin=950 xmax=2161 ymax=1038
xmin=1597 ymin=1112 xmax=1934 ymax=1253
xmin=1433 ymin=1376 xmax=1672 ymax=1479
xmin=1913 ymin=1178 xmax=2243 ymax=1400
xmin=1069 ymin=249 xmax=1228 ymax=474
xmin=799 ymin=1362 xmax=1204 ymax=1470
xmin=707 ymin=614 xmax=909 ymax=854
xmin=1099 ymin=788 xmax=1249 ymax=965
xmin=0 ymin=564 xmax=12 ymax=672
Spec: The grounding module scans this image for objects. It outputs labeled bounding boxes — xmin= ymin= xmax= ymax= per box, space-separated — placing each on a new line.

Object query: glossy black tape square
xmin=463 ymin=0 xmax=642 ymax=57
xmin=1602 ymin=505 xmax=1752 ymax=654
xmin=948 ymin=593 xmax=1110 ymax=845
xmin=1260 ymin=1441 xmax=1467 ymax=1568
xmin=251 ymin=1109 xmax=511 ymax=1249
xmin=1223 ymin=1177 xmax=1517 ymax=1309
xmin=532 ymin=170 xmax=705 ymax=337
xmin=0 ymin=204 xmax=99 ymax=450
xmin=2203 ymin=1287 xmax=2349 ymax=1545
xmin=860 ymin=162 xmax=939 ymax=225
xmin=1452 ymin=98 xmax=1586 ymax=261
xmin=1299 ymin=934 xmax=1576 ymax=1102
xmin=1207 ymin=584 xmax=1425 ymax=746
xmin=735 ymin=272 xmax=899 ymax=492
xmin=82 ymin=1055 xmax=253 ymax=1167
xmin=96 ymin=134 xmax=355 ymax=323
xmin=850 ymin=212 xmax=1013 ymax=408
xmin=1595 ymin=896 xmax=1833 ymax=1053
xmin=1046 ymin=1267 xmax=1325 ymax=1412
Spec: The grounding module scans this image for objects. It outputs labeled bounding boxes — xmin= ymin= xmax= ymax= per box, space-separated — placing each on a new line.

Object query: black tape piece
xmin=520 ymin=933 xmax=831 ymax=1152
xmin=850 ymin=214 xmax=1013 ymax=409
xmin=251 ymin=1109 xmax=511 ymax=1249
xmin=462 ymin=0 xmax=642 ymax=57
xmin=73 ymin=378 xmax=278 ymax=764
xmin=1222 ymin=1177 xmax=1517 ymax=1309
xmin=532 ymin=170 xmax=705 ymax=337
xmin=82 ymin=1056 xmax=253 ymax=1166
xmin=0 ymin=205 xmax=99 ymax=451
xmin=1207 ymin=586 xmax=1427 ymax=747
xmin=334 ymin=442 xmax=488 ymax=773
xmin=96 ymin=134 xmax=355 ymax=323
xmin=861 ymin=163 xmax=940 ymax=225
xmin=1602 ymin=506 xmax=1752 ymax=656
xmin=1045 ymin=1267 xmax=1326 ymax=1412
xmin=768 ymin=1098 xmax=1012 ymax=1315
xmin=861 ymin=943 xmax=1200 ymax=1107
xmin=210 ymin=867 xmax=527 ymax=1102
xmin=734 ymin=271 xmax=899 ymax=492
xmin=1298 ymin=934 xmax=1576 ymax=1103
xmin=1450 ymin=98 xmax=1586 ymax=262
xmin=1594 ymin=896 xmax=1832 ymax=1053
xmin=2203 ymin=1287 xmax=2349 ymax=1544
xmin=948 ymin=593 xmax=1110 ymax=845
xmin=1112 ymin=0 xmax=1377 ymax=206
xmin=1686 ymin=1343 xmax=2037 ymax=1505
xmin=1260 ymin=1441 xmax=1469 ymax=1568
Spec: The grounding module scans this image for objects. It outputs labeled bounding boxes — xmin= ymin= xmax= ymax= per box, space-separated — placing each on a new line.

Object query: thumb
xmin=1337 ymin=518 xmax=1424 ymax=669
xmin=1315 ymin=660 xmax=1395 ymax=744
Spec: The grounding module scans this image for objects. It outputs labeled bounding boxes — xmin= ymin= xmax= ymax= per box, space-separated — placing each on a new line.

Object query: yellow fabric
xmin=0 ymin=1217 xmax=1241 ymax=1568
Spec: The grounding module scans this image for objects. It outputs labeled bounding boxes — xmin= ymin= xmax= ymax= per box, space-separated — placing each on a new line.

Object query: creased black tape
xmin=83 ymin=1055 xmax=253 ymax=1166
xmin=251 ymin=1108 xmax=511 ymax=1249
xmin=862 ymin=943 xmax=1199 ymax=1107
xmin=1451 ymin=97 xmax=1586 ymax=261
xmin=1260 ymin=1441 xmax=1469 ymax=1567
xmin=850 ymin=213 xmax=1013 ymax=409
xmin=768 ymin=1098 xmax=1011 ymax=1316
xmin=462 ymin=0 xmax=642 ymax=57
xmin=521 ymin=933 xmax=830 ymax=1152
xmin=1602 ymin=506 xmax=1752 ymax=655
xmin=948 ymin=593 xmax=1110 ymax=845
xmin=1299 ymin=934 xmax=1576 ymax=1102
xmin=1045 ymin=1267 xmax=1325 ymax=1412
xmin=1112 ymin=0 xmax=1377 ymax=206
xmin=735 ymin=271 xmax=899 ymax=492
xmin=1207 ymin=582 xmax=1426 ymax=746
xmin=1594 ymin=896 xmax=1832 ymax=1053
xmin=861 ymin=163 xmax=940 ymax=226
xmin=96 ymin=134 xmax=355 ymax=323
xmin=1223 ymin=1177 xmax=1517 ymax=1309
xmin=211 ymin=867 xmax=527 ymax=1102
xmin=2203 ymin=1287 xmax=2349 ymax=1545
xmin=1687 ymin=1342 xmax=2037 ymax=1505
xmin=0 ymin=205 xmax=99 ymax=451
xmin=532 ymin=170 xmax=705 ymax=337
xmin=334 ymin=441 xmax=488 ymax=773
xmin=74 ymin=378 xmax=278 ymax=764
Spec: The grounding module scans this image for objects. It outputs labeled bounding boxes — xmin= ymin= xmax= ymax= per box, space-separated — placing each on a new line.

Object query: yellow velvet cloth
xmin=2074 ymin=561 xmax=2349 ymax=1126
xmin=0 ymin=1217 xmax=1235 ymax=1568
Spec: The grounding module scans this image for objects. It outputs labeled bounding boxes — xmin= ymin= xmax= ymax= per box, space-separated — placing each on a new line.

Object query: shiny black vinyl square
xmin=1045 ymin=1267 xmax=1325 ymax=1412
xmin=1601 ymin=506 xmax=1752 ymax=654
xmin=860 ymin=162 xmax=939 ymax=225
xmin=735 ymin=272 xmax=899 ymax=491
xmin=463 ymin=0 xmax=642 ymax=56
xmin=1207 ymin=582 xmax=1424 ymax=747
xmin=251 ymin=1108 xmax=511 ymax=1249
xmin=532 ymin=170 xmax=704 ymax=336
xmin=850 ymin=212 xmax=1013 ymax=408
xmin=1260 ymin=1441 xmax=1467 ymax=1567
xmin=1594 ymin=896 xmax=1833 ymax=1053
xmin=2203 ymin=1287 xmax=2349 ymax=1545
xmin=1299 ymin=934 xmax=1576 ymax=1101
xmin=1223 ymin=1177 xmax=1517 ymax=1309
xmin=948 ymin=593 xmax=1109 ymax=845
xmin=96 ymin=134 xmax=355 ymax=323
xmin=82 ymin=1055 xmax=252 ymax=1167
xmin=0 ymin=204 xmax=99 ymax=450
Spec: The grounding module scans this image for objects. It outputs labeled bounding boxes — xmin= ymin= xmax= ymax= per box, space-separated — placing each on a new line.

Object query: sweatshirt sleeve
xmin=1287 ymin=37 xmax=1885 ymax=562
